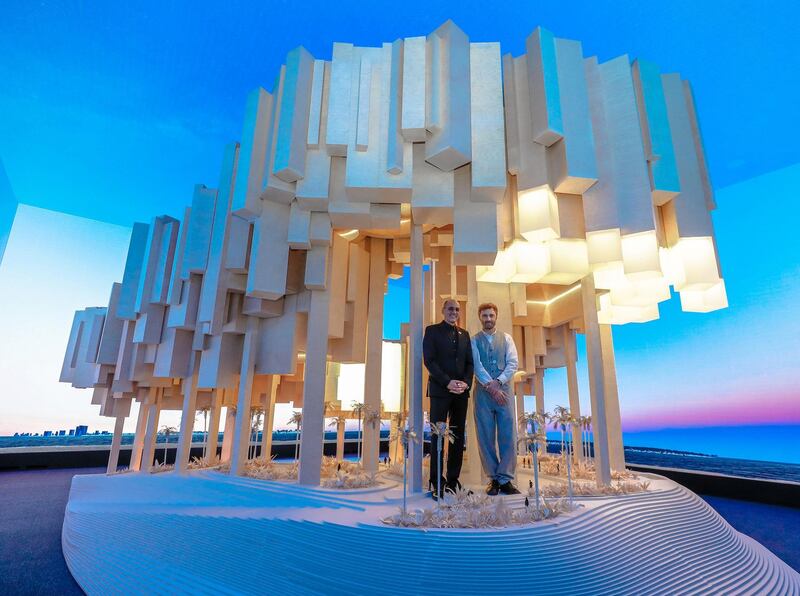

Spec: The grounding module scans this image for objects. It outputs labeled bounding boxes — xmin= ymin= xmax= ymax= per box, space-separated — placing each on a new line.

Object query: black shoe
xmin=445 ymin=478 xmax=461 ymax=493
xmin=486 ymin=479 xmax=500 ymax=496
xmin=499 ymin=481 xmax=521 ymax=495
xmin=429 ymin=479 xmax=445 ymax=501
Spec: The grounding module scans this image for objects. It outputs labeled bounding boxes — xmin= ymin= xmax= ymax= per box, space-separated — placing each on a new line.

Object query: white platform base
xmin=63 ymin=471 xmax=799 ymax=595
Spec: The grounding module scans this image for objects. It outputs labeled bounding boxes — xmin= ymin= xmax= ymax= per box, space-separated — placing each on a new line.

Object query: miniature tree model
xmin=430 ymin=421 xmax=455 ymax=508
xmin=159 ymin=425 xmax=177 ymax=467
xmin=288 ymin=411 xmax=302 ymax=462
xmin=351 ymin=401 xmax=367 ymax=464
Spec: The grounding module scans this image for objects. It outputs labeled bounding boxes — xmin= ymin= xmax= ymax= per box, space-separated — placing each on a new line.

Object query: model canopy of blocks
xmin=60 ymin=21 xmax=725 ymax=489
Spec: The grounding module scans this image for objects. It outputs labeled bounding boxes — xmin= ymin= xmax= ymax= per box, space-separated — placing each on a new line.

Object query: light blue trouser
xmin=474 ymin=383 xmax=517 ymax=485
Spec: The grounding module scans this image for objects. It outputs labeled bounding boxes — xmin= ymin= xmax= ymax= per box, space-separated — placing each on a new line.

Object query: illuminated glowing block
xmin=246 ymin=200 xmax=290 ymax=300
xmin=632 ymin=59 xmax=680 ymax=205
xmin=660 ymin=73 xmax=714 ymax=241
xmin=469 ymin=42 xmax=506 ymax=203
xmin=510 ymin=240 xmax=550 ymax=284
xmin=517 ymin=185 xmax=560 ymax=242
xmin=609 ymin=276 xmax=670 ymax=307
xmin=621 ymin=231 xmax=661 ymax=280
xmin=273 ymin=46 xmax=314 ymax=183
xmin=598 ymin=293 xmax=660 ymax=325
xmin=586 ymin=229 xmax=622 ymax=264
xmin=261 ymin=66 xmax=296 ymax=204
xmin=546 ymin=38 xmax=597 ymax=194
xmin=525 ymin=27 xmax=562 ymax=146
xmin=476 ymin=245 xmax=516 ymax=283
xmin=669 ymin=237 xmax=721 ymax=291
xmin=539 ymin=238 xmax=589 ymax=285
xmin=592 ymin=261 xmax=626 ymax=290
xmin=231 ymin=88 xmax=272 ymax=219
xmin=453 ymin=165 xmax=500 ymax=265
xmin=679 ymin=279 xmax=727 ymax=313
xmin=287 ymin=201 xmax=311 ymax=249
xmin=425 ymin=21 xmax=471 ymax=171
xmin=411 ymin=143 xmax=454 ymax=225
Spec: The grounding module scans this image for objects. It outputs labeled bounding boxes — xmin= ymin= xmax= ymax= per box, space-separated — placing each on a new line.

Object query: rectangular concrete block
xmin=453 ymin=164 xmax=500 ymax=265
xmin=304 ymin=244 xmax=330 ymax=290
xmin=525 ymin=27 xmax=563 ymax=146
xmin=273 ymin=46 xmax=315 ymax=182
xmin=632 ymin=59 xmax=680 ymax=205
xmin=287 ymin=200 xmax=311 ymax=249
xmin=247 ymin=200 xmax=291 ymax=300
xmin=424 ymin=21 xmax=472 ymax=172
xmin=469 ymin=42 xmax=506 ymax=203
xmin=325 ymin=43 xmax=354 ymax=156
xmin=117 ymin=222 xmax=150 ymax=321
xmin=232 ymin=88 xmax=272 ymax=219
xmin=401 ymin=36 xmax=427 ymax=141
xmin=261 ymin=66 xmax=297 ymax=204
xmin=183 ymin=185 xmax=217 ymax=275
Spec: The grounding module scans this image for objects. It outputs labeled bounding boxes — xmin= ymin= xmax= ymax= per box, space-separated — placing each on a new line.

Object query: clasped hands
xmin=484 ymin=379 xmax=509 ymax=405
xmin=446 ymin=379 xmax=469 ymax=395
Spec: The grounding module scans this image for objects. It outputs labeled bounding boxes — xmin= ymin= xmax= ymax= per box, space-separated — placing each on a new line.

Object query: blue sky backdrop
xmin=0 ymin=1 xmax=798 ymax=461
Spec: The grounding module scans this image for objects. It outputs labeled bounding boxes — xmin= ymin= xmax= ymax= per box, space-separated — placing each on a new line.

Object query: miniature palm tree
xmin=159 ymin=425 xmax=177 ymax=466
xmin=196 ymin=407 xmax=211 ymax=460
xmin=517 ymin=429 xmax=546 ymax=512
xmin=430 ymin=421 xmax=456 ymax=509
xmin=391 ymin=411 xmax=407 ymax=462
xmin=583 ymin=415 xmax=593 ymax=460
xmin=328 ymin=415 xmax=348 ymax=461
xmin=396 ymin=428 xmax=420 ymax=517
xmin=350 ymin=401 xmax=367 ymax=463
xmin=250 ymin=408 xmax=264 ymax=460
xmin=551 ymin=406 xmax=577 ymax=506
xmin=287 ymin=411 xmax=302 ymax=462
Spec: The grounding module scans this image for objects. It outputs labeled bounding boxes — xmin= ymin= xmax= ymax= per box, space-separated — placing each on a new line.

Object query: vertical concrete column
xmin=462 ymin=265 xmax=484 ymax=487
xmin=106 ymin=414 xmax=126 ymax=474
xmin=362 ymin=237 xmax=385 ymax=474
xmin=408 ymin=222 xmax=424 ymax=493
xmin=259 ymin=377 xmax=277 ymax=461
xmin=176 ymin=355 xmax=200 ymax=473
xmin=220 ymin=405 xmax=237 ymax=464
xmin=563 ymin=325 xmax=583 ymax=462
xmin=230 ymin=318 xmax=260 ymax=476
xmin=129 ymin=397 xmax=150 ymax=471
xmin=298 ymin=286 xmax=332 ymax=486
xmin=533 ymin=371 xmax=546 ymax=456
xmin=336 ymin=418 xmax=346 ymax=461
xmin=580 ymin=275 xmax=612 ymax=486
xmin=140 ymin=390 xmax=162 ymax=472
xmin=206 ymin=389 xmax=222 ymax=461
xmin=600 ymin=324 xmax=625 ymax=471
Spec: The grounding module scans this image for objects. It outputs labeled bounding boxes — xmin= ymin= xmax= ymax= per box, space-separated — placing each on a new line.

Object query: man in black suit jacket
xmin=423 ymin=298 xmax=474 ymax=498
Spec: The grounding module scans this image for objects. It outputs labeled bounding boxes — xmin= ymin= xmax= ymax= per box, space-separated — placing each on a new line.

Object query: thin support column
xmin=129 ymin=398 xmax=150 ymax=471
xmin=514 ymin=381 xmax=525 ymax=454
xmin=106 ymin=414 xmax=126 ymax=474
xmin=298 ymin=285 xmax=332 ymax=486
xmin=408 ymin=222 xmax=424 ymax=493
xmin=462 ymin=265 xmax=483 ymax=487
xmin=220 ymin=405 xmax=236 ymax=464
xmin=176 ymin=356 xmax=200 ymax=474
xmin=600 ymin=324 xmax=625 ymax=471
xmin=140 ymin=390 xmax=161 ymax=472
xmin=230 ymin=318 xmax=260 ymax=476
xmin=362 ymin=237 xmax=385 ymax=474
xmin=533 ymin=371 xmax=546 ymax=456
xmin=261 ymin=378 xmax=278 ymax=461
xmin=563 ymin=325 xmax=583 ymax=462
xmin=206 ymin=389 xmax=222 ymax=462
xmin=580 ymin=275 xmax=612 ymax=486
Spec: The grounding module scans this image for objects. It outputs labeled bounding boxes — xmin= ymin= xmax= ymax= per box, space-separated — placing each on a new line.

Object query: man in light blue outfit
xmin=471 ymin=302 xmax=521 ymax=495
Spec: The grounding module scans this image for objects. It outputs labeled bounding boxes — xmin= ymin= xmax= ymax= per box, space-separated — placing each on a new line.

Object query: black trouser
xmin=428 ymin=393 xmax=469 ymax=487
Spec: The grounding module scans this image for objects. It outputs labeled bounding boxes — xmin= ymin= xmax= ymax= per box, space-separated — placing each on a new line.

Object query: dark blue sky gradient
xmin=1 ymin=1 xmax=798 ymax=225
